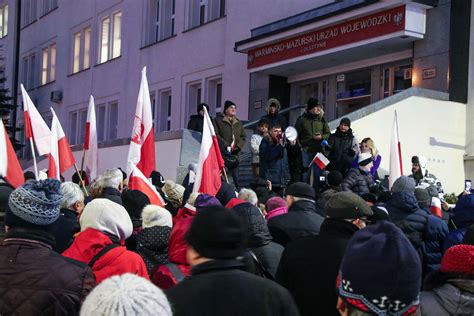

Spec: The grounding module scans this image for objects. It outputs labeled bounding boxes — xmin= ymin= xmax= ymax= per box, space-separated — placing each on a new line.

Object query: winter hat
xmin=266 ymin=98 xmax=281 ymax=111
xmin=224 ymin=100 xmax=236 ymax=113
xmin=414 ymin=188 xmax=431 ymax=207
xmin=286 ymin=182 xmax=315 ymax=200
xmin=327 ymin=171 xmax=343 ymax=187
xmin=411 ymin=155 xmax=428 ymax=168
xmin=23 ymin=171 xmax=36 ymax=182
xmin=326 ymin=192 xmax=373 ymax=220
xmin=6 ymin=179 xmax=63 ymax=226
xmin=80 ymin=273 xmax=172 ymax=316
xmin=360 ymin=193 xmax=377 ymax=205
xmin=357 ymin=152 xmax=373 ymax=166
xmin=339 ymin=117 xmax=351 ymax=127
xmin=440 ymin=244 xmax=474 ymax=275
xmin=391 ymin=176 xmax=416 ymax=193
xmin=338 ymin=221 xmax=421 ymax=315
xmin=266 ymin=196 xmax=287 ymax=212
xmin=225 ymin=197 xmax=247 ymax=209
xmin=463 ymin=224 xmax=474 ymax=245
xmin=80 ymin=198 xmax=133 ymax=242
xmin=121 ymin=190 xmax=150 ymax=220
xmin=150 ymin=171 xmax=166 ymax=189
xmin=197 ymin=102 xmax=209 ymax=113
xmin=186 ymin=206 xmax=245 ymax=259
xmin=142 ymin=205 xmax=172 ymax=229
xmin=368 ymin=205 xmax=390 ymax=223
xmin=306 ymin=97 xmax=320 ymax=111
xmin=194 ymin=193 xmax=222 ymax=212
xmin=162 ymin=180 xmax=185 ymax=205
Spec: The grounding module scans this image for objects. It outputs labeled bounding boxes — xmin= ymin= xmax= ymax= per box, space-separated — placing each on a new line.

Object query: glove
xmin=232 ymin=146 xmax=241 ymax=155
xmin=321 ymin=140 xmax=329 ymax=147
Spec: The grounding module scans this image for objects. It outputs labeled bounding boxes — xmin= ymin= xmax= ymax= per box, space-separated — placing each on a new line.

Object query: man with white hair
xmin=238 ymin=188 xmax=259 ymax=206
xmin=409 ymin=155 xmax=443 ymax=193
xmin=97 ymin=168 xmax=124 ymax=205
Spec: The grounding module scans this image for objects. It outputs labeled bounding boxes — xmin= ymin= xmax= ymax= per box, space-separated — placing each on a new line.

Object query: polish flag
xmin=21 ymin=84 xmax=51 ymax=155
xmin=389 ymin=111 xmax=403 ymax=189
xmin=193 ymin=107 xmax=225 ymax=195
xmin=127 ymin=67 xmax=155 ymax=178
xmin=84 ymin=96 xmax=98 ymax=180
xmin=312 ymin=152 xmax=330 ymax=170
xmin=49 ymin=108 xmax=75 ymax=179
xmin=129 ymin=166 xmax=165 ymax=206
xmin=430 ymin=197 xmax=443 ymax=218
xmin=0 ymin=120 xmax=25 ymax=188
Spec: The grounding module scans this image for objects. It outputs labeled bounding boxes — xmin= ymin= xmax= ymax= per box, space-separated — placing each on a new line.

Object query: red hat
xmin=441 ymin=244 xmax=474 ymax=275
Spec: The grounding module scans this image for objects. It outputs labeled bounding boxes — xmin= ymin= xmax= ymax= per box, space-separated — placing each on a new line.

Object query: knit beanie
xmin=339 ymin=117 xmax=351 ymax=127
xmin=357 ymin=152 xmax=373 ymax=166
xmin=306 ymin=97 xmax=320 ymax=111
xmin=121 ymin=190 xmax=150 ymax=220
xmin=80 ymin=273 xmax=172 ymax=316
xmin=440 ymin=244 xmax=474 ymax=275
xmin=162 ymin=180 xmax=185 ymax=205
xmin=224 ymin=100 xmax=236 ymax=113
xmin=6 ymin=179 xmax=63 ymax=226
xmin=463 ymin=224 xmax=474 ymax=245
xmin=266 ymin=196 xmax=287 ymax=212
xmin=391 ymin=176 xmax=416 ymax=193
xmin=326 ymin=192 xmax=373 ymax=220
xmin=142 ymin=205 xmax=172 ymax=229
xmin=286 ymin=182 xmax=315 ymax=200
xmin=186 ymin=206 xmax=245 ymax=259
xmin=150 ymin=171 xmax=166 ymax=189
xmin=327 ymin=171 xmax=343 ymax=187
xmin=414 ymin=188 xmax=431 ymax=207
xmin=338 ymin=221 xmax=421 ymax=315
xmin=194 ymin=194 xmax=222 ymax=212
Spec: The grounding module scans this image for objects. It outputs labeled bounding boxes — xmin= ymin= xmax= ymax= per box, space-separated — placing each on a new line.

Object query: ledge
xmin=182 ymin=15 xmax=226 ymax=34
xmin=67 ymin=67 xmax=90 ymax=77
xmin=94 ymin=56 xmax=122 ymax=68
xmin=140 ymin=34 xmax=177 ymax=50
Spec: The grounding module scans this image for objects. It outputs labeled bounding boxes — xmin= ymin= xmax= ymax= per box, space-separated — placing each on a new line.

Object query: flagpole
xmin=73 ymin=163 xmax=89 ymax=196
xmin=29 ymin=138 xmax=39 ymax=180
xmin=222 ymin=168 xmax=229 ymax=183
xmin=80 ymin=147 xmax=86 ymax=173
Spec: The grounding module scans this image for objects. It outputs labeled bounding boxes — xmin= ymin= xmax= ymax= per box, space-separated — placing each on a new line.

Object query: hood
xmin=137 ymin=226 xmax=171 ymax=251
xmin=453 ymin=194 xmax=474 ymax=228
xmin=265 ymin=98 xmax=281 ymax=112
xmin=232 ymin=202 xmax=272 ymax=247
xmin=62 ymin=227 xmax=115 ymax=262
xmin=386 ymin=192 xmax=419 ymax=213
xmin=168 ymin=217 xmax=192 ymax=265
xmin=428 ymin=282 xmax=474 ymax=314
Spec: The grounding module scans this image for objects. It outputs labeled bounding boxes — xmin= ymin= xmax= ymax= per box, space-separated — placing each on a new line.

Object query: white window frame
xmin=41 ymin=0 xmax=58 ymax=16
xmin=186 ymin=81 xmax=202 ymax=123
xmin=41 ymin=43 xmax=56 ymax=85
xmin=146 ymin=0 xmax=176 ymax=45
xmin=158 ymin=89 xmax=172 ymax=132
xmin=107 ymin=101 xmax=118 ymax=140
xmin=72 ymin=26 xmax=92 ymax=74
xmin=21 ymin=53 xmax=36 ymax=90
xmin=187 ymin=0 xmax=224 ymax=29
xmin=207 ymin=76 xmax=222 ymax=116
xmin=68 ymin=111 xmax=78 ymax=145
xmin=0 ymin=5 xmax=8 ymax=38
xmin=99 ymin=11 xmax=122 ymax=64
xmin=22 ymin=0 xmax=37 ymax=27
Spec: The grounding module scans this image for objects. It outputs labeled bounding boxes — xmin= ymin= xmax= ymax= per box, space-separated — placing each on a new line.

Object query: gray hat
xmin=326 ymin=192 xmax=373 ymax=219
xmin=414 ymin=188 xmax=430 ymax=207
xmin=391 ymin=176 xmax=416 ymax=193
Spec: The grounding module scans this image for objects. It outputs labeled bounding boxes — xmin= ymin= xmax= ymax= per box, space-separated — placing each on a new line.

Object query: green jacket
xmin=295 ymin=112 xmax=330 ymax=154
xmin=214 ymin=113 xmax=246 ymax=150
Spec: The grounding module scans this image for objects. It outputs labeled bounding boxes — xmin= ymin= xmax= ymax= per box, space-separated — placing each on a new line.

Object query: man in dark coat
xmin=277 ymin=192 xmax=373 ymax=316
xmin=165 ymin=206 xmax=299 ymax=316
xmin=0 ymin=177 xmax=14 ymax=241
xmin=0 ymin=179 xmax=95 ymax=315
xmin=187 ymin=103 xmax=209 ymax=133
xmin=326 ymin=117 xmax=358 ymax=175
xmin=268 ymin=182 xmax=324 ymax=246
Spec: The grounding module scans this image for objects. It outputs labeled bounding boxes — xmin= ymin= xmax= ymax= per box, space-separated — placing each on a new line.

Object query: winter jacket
xmin=327 ymin=128 xmax=358 ymax=175
xmin=0 ymin=181 xmax=13 ymax=239
xmin=232 ymin=202 xmax=284 ymax=277
xmin=152 ymin=218 xmax=192 ymax=289
xmin=136 ymin=225 xmax=171 ymax=277
xmin=174 ymin=204 xmax=196 ymax=225
xmin=0 ymin=228 xmax=95 ymax=315
xmin=341 ymin=168 xmax=372 ymax=196
xmin=187 ymin=114 xmax=204 ymax=133
xmin=98 ymin=187 xmax=123 ymax=205
xmin=268 ymin=199 xmax=324 ymax=246
xmin=443 ymin=194 xmax=474 ymax=252
xmin=259 ymin=136 xmax=290 ymax=188
xmin=261 ymin=113 xmax=287 ymax=130
xmin=216 ymin=181 xmax=237 ymax=206
xmin=250 ymin=134 xmax=263 ymax=164
xmin=351 ymin=154 xmax=382 ymax=181
xmin=286 ymin=141 xmax=304 ymax=184
xmin=165 ymin=259 xmax=300 ymax=316
xmin=63 ymin=227 xmax=149 ymax=283
xmin=419 ymin=207 xmax=449 ymax=274
xmin=295 ymin=111 xmax=330 ymax=154
xmin=418 ymin=280 xmax=474 ymax=316
xmin=266 ymin=206 xmax=288 ymax=221
xmin=214 ymin=113 xmax=246 ymax=151
xmin=409 ymin=171 xmax=444 ymax=193
xmin=277 ymin=219 xmax=359 ymax=316
xmin=51 ymin=208 xmax=80 ymax=253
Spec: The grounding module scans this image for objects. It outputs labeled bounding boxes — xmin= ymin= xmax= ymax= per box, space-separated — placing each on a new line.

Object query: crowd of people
xmin=0 ymin=96 xmax=472 ymax=315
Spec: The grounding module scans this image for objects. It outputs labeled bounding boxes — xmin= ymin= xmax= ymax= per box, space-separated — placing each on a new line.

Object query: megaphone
xmin=284 ymin=126 xmax=298 ymax=142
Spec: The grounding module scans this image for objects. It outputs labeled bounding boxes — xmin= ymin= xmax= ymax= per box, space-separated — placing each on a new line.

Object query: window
xmin=207 ymin=77 xmax=222 ymax=115
xmin=79 ymin=109 xmax=87 ymax=144
xmin=72 ymin=26 xmax=92 ymax=73
xmin=187 ymin=82 xmax=201 ymax=120
xmin=99 ymin=11 xmax=122 ymax=63
xmin=336 ymin=69 xmax=372 ymax=117
xmin=146 ymin=0 xmax=176 ymax=45
xmin=41 ymin=0 xmax=58 ymax=16
xmin=21 ymin=53 xmax=36 ymax=90
xmin=0 ymin=5 xmax=8 ymax=38
xmin=96 ymin=101 xmax=119 ymax=141
xmin=22 ymin=0 xmax=37 ymax=27
xmin=97 ymin=104 xmax=106 ymax=141
xmin=108 ymin=101 xmax=118 ymax=140
xmin=41 ymin=43 xmax=56 ymax=85
xmin=188 ymin=0 xmax=224 ymax=29
xmin=158 ymin=90 xmax=172 ymax=132
xmin=150 ymin=92 xmax=157 ymax=128
xmin=69 ymin=112 xmax=78 ymax=145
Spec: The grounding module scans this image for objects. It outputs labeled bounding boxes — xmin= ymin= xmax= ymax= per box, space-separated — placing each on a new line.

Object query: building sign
xmin=422 ymin=68 xmax=436 ymax=79
xmin=247 ymin=6 xmax=406 ymax=69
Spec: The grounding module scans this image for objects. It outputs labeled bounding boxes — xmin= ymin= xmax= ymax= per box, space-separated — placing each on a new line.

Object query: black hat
xmin=121 ymin=190 xmax=150 ymax=220
xmin=339 ymin=117 xmax=351 ymax=127
xmin=197 ymin=103 xmax=209 ymax=113
xmin=307 ymin=97 xmax=321 ymax=111
xmin=24 ymin=171 xmax=36 ymax=182
xmin=360 ymin=193 xmax=377 ymax=205
xmin=150 ymin=171 xmax=166 ymax=189
xmin=117 ymin=167 xmax=127 ymax=181
xmin=327 ymin=171 xmax=343 ymax=186
xmin=186 ymin=206 xmax=245 ymax=259
xmin=286 ymin=182 xmax=315 ymax=200
xmin=223 ymin=100 xmax=236 ymax=113
xmin=326 ymin=191 xmax=373 ymax=219
xmin=368 ymin=205 xmax=390 ymax=223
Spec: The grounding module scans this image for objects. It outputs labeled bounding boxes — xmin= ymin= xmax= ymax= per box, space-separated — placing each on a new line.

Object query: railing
xmin=243 ymin=104 xmax=306 ymax=129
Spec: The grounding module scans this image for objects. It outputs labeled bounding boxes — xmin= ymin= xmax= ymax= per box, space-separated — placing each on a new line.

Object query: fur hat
xmin=286 ymin=182 xmax=315 ymax=200
xmin=357 ymin=152 xmax=373 ymax=166
xmin=441 ymin=244 xmax=474 ymax=275
xmin=326 ymin=192 xmax=373 ymax=220
xmin=80 ymin=273 xmax=172 ymax=316
xmin=412 ymin=155 xmax=428 ymax=175
xmin=391 ymin=176 xmax=416 ymax=193
xmin=142 ymin=205 xmax=172 ymax=229
xmin=150 ymin=171 xmax=166 ymax=189
xmin=266 ymin=98 xmax=281 ymax=111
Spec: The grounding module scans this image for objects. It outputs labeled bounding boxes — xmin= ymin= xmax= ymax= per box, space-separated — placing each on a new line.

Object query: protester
xmin=250 ymin=177 xmax=275 ymax=208
xmin=0 ymin=176 xmax=14 ymax=241
xmin=136 ymin=205 xmax=173 ymax=276
xmin=418 ymin=244 xmax=474 ymax=315
xmin=122 ymin=190 xmax=150 ymax=251
xmin=194 ymin=193 xmax=222 ymax=212
xmin=326 ymin=117 xmax=359 ymax=175
xmin=150 ymin=170 xmax=170 ymax=203
xmin=351 ymin=137 xmax=381 ymax=181
xmin=174 ymin=191 xmax=199 ymax=224
xmin=261 ymin=98 xmax=287 ymax=130
xmin=317 ymin=170 xmax=343 ymax=211
xmin=165 ymin=206 xmax=299 ymax=316
xmin=295 ymin=98 xmax=330 ymax=190
xmin=0 ymin=179 xmax=95 ymax=315
xmin=187 ymin=102 xmax=210 ymax=133
xmin=286 ymin=134 xmax=304 ymax=184
xmin=341 ymin=152 xmax=373 ymax=195
xmin=443 ymin=193 xmax=474 ymax=252
xmin=214 ymin=100 xmax=246 ymax=190
xmin=80 ymin=273 xmax=172 ymax=316
xmin=162 ymin=179 xmax=185 ymax=216
xmin=63 ymin=198 xmax=149 ymax=283
xmin=96 ymin=168 xmax=124 ymax=204
xmin=268 ymin=182 xmax=324 ymax=246
xmin=215 ymin=179 xmax=238 ymax=206
xmin=409 ymin=155 xmax=444 ymax=192
xmin=23 ymin=170 xmax=36 ymax=183
xmin=250 ymin=118 xmax=270 ymax=177
xmin=336 ymin=221 xmax=421 ymax=316
xmin=277 ymin=192 xmax=373 ymax=316
xmin=238 ymin=188 xmax=259 ymax=206
xmin=72 ymin=170 xmax=89 ymax=187
xmin=265 ymin=196 xmax=288 ymax=221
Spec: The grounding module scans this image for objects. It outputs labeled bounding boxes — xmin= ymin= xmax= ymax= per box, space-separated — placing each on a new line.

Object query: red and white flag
xmin=84 ymin=96 xmax=98 ymax=180
xmin=389 ymin=111 xmax=403 ymax=189
xmin=430 ymin=197 xmax=442 ymax=218
xmin=0 ymin=120 xmax=25 ymax=188
xmin=129 ymin=166 xmax=165 ymax=206
xmin=311 ymin=152 xmax=330 ymax=170
xmin=193 ymin=107 xmax=225 ymax=195
xmin=21 ymin=84 xmax=51 ymax=155
xmin=127 ymin=67 xmax=155 ymax=178
xmin=48 ymin=108 xmax=75 ymax=179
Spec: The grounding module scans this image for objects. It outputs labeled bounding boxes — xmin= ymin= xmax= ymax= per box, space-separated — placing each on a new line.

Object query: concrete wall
xmin=465 ymin=0 xmax=474 ymax=181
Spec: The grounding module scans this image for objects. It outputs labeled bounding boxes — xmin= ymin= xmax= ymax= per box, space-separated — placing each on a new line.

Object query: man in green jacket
xmin=214 ymin=100 xmax=246 ymax=190
xmin=295 ymin=98 xmax=330 ymax=191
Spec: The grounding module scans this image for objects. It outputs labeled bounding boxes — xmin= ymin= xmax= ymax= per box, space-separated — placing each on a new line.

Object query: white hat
xmin=142 ymin=205 xmax=173 ymax=229
xmin=358 ymin=152 xmax=373 ymax=166
xmin=80 ymin=273 xmax=172 ymax=316
xmin=80 ymin=198 xmax=133 ymax=242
